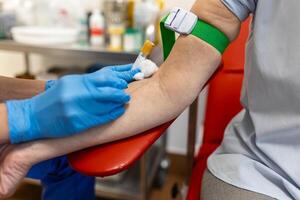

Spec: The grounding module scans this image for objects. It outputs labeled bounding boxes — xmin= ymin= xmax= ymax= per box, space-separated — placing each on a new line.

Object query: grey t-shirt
xmin=208 ymin=1 xmax=300 ymax=199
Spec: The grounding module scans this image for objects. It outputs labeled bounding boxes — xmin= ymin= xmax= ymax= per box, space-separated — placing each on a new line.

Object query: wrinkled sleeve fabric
xmin=221 ymin=0 xmax=257 ymax=21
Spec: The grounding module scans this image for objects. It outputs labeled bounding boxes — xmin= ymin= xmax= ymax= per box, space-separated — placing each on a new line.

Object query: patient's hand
xmin=0 ymin=144 xmax=32 ymax=199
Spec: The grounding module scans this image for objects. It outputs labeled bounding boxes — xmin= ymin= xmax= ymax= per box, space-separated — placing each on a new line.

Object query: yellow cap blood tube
xmin=132 ymin=40 xmax=155 ymax=69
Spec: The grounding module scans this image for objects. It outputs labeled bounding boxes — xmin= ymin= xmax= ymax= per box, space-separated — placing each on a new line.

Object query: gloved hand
xmin=6 ymin=64 xmax=139 ymax=144
xmin=45 ymin=80 xmax=56 ymax=90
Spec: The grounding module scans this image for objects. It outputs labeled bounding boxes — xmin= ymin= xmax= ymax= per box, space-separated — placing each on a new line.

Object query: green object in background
xmin=78 ymin=17 xmax=89 ymax=46
xmin=124 ymin=28 xmax=141 ymax=52
xmin=0 ymin=31 xmax=5 ymax=39
xmin=125 ymin=27 xmax=138 ymax=34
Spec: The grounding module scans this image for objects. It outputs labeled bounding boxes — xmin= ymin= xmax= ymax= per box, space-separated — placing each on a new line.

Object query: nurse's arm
xmin=22 ymin=0 xmax=241 ymax=164
xmin=0 ymin=78 xmax=45 ymax=142
xmin=0 ymin=77 xmax=45 ymax=102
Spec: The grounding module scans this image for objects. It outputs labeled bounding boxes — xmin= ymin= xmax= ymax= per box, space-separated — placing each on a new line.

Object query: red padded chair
xmin=185 ymin=68 xmax=244 ymax=200
xmin=186 ymin=18 xmax=251 ymax=199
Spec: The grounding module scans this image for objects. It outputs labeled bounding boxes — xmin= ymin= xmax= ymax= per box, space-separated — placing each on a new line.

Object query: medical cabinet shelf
xmin=0 ymin=40 xmax=138 ymax=64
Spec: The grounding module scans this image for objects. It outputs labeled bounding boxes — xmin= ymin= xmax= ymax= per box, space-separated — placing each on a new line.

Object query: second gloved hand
xmin=6 ymin=64 xmax=139 ymax=144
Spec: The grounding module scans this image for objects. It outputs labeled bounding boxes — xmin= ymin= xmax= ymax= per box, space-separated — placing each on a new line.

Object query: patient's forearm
xmin=21 ymin=0 xmax=241 ymax=165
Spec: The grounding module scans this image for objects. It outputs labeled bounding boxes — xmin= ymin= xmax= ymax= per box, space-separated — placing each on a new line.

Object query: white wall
xmin=165 ymin=0 xmax=195 ymax=9
xmin=0 ymin=0 xmax=204 ymax=155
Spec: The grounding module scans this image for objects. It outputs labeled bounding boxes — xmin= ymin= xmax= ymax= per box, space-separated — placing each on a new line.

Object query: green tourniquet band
xmin=160 ymin=14 xmax=176 ymax=60
xmin=160 ymin=14 xmax=230 ymax=60
xmin=191 ymin=20 xmax=230 ymax=54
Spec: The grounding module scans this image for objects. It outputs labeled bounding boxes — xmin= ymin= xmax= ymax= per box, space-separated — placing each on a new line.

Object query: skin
xmin=0 ymin=0 xmax=242 ymax=198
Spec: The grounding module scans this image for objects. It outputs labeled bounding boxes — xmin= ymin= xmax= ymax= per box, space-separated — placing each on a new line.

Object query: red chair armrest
xmin=67 ymin=120 xmax=174 ymax=177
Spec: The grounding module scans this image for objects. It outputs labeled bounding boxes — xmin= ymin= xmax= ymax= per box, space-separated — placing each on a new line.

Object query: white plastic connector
xmin=164 ymin=7 xmax=198 ymax=35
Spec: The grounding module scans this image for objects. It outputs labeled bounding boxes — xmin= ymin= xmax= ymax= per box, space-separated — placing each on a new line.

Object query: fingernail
xmin=124 ymin=94 xmax=131 ymax=102
xmin=123 ymin=82 xmax=129 ymax=89
xmin=118 ymin=80 xmax=128 ymax=88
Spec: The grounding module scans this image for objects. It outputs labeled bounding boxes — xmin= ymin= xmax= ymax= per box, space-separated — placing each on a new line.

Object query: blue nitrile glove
xmin=45 ymin=80 xmax=56 ymax=90
xmin=6 ymin=64 xmax=139 ymax=144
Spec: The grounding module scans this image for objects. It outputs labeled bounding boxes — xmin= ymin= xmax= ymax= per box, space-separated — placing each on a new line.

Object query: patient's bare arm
xmin=21 ymin=0 xmax=242 ymax=165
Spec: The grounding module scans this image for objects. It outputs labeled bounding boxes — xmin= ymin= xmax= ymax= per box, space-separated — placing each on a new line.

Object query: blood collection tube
xmin=132 ymin=40 xmax=155 ymax=69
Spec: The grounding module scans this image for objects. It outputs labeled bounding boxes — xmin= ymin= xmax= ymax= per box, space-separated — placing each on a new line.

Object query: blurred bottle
xmin=123 ymin=28 xmax=140 ymax=52
xmin=78 ymin=12 xmax=89 ymax=46
xmin=103 ymin=0 xmax=127 ymax=51
xmin=6 ymin=0 xmax=36 ymax=26
xmin=89 ymin=9 xmax=105 ymax=47
xmin=156 ymin=0 xmax=165 ymax=10
xmin=127 ymin=0 xmax=135 ymax=28
xmin=132 ymin=40 xmax=155 ymax=69
xmin=134 ymin=0 xmax=159 ymax=43
xmin=0 ymin=1 xmax=16 ymax=39
xmin=48 ymin=0 xmax=84 ymax=27
xmin=155 ymin=0 xmax=165 ymax=44
xmin=108 ymin=25 xmax=124 ymax=51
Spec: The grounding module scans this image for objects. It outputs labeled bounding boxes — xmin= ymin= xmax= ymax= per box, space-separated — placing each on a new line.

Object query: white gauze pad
xmin=134 ymin=59 xmax=159 ymax=81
